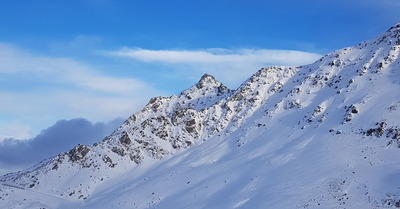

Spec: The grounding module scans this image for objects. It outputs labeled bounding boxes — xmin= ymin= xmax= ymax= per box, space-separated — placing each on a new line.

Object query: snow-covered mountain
xmin=1 ymin=22 xmax=400 ymax=209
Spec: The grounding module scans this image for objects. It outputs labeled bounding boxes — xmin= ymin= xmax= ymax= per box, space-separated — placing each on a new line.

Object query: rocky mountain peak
xmin=196 ymin=73 xmax=220 ymax=89
xmin=175 ymin=74 xmax=232 ymax=111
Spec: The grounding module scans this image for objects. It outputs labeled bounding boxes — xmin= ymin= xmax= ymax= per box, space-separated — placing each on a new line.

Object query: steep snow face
xmin=2 ymin=23 xmax=400 ymax=209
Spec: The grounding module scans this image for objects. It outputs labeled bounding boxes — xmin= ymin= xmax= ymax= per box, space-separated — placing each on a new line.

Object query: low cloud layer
xmin=0 ymin=118 xmax=124 ymax=175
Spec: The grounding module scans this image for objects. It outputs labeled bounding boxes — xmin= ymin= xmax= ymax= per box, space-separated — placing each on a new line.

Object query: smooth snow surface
xmin=2 ymin=23 xmax=400 ymax=209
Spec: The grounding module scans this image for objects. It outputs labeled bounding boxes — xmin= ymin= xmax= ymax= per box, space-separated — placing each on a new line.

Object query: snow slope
xmin=1 ymin=22 xmax=400 ymax=209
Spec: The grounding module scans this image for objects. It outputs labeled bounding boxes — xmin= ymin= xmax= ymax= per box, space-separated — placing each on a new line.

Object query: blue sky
xmin=0 ymin=0 xmax=399 ymax=173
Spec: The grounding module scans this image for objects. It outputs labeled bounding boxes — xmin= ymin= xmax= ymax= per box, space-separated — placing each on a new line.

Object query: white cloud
xmin=105 ymin=47 xmax=322 ymax=88
xmin=0 ymin=43 xmax=164 ymax=141
xmin=107 ymin=47 xmax=321 ymax=66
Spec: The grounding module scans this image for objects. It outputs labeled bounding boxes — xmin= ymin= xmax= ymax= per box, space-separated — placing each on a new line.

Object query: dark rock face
xmin=119 ymin=132 xmax=131 ymax=146
xmin=196 ymin=74 xmax=217 ymax=89
xmin=111 ymin=146 xmax=126 ymax=156
xmin=366 ymin=122 xmax=387 ymax=137
xmin=343 ymin=105 xmax=359 ymax=124
xmin=362 ymin=121 xmax=400 ymax=148
xmin=102 ymin=155 xmax=116 ymax=168
xmin=68 ymin=144 xmax=90 ymax=162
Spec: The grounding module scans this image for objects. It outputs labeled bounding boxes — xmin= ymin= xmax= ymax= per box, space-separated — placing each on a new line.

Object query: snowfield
xmin=1 ymin=22 xmax=400 ymax=209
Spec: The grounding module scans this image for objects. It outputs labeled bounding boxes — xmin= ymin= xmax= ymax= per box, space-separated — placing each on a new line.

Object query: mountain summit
xmin=2 ymin=23 xmax=400 ymax=208
xmin=196 ymin=73 xmax=219 ymax=88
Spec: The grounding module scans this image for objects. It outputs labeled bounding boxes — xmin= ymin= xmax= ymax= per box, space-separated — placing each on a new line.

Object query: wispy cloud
xmin=0 ymin=43 xmax=150 ymax=94
xmin=0 ymin=43 xmax=163 ymax=141
xmin=105 ymin=47 xmax=322 ymax=87
xmin=107 ymin=48 xmax=321 ymax=66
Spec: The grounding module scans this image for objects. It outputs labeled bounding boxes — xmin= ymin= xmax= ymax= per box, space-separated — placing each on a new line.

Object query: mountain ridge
xmin=1 ymin=22 xmax=400 ymax=208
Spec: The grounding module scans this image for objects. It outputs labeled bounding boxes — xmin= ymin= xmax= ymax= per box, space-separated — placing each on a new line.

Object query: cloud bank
xmin=0 ymin=118 xmax=123 ymax=175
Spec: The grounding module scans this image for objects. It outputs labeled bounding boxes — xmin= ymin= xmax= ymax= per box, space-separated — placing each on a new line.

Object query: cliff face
xmin=1 ymin=23 xmax=400 ymax=209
